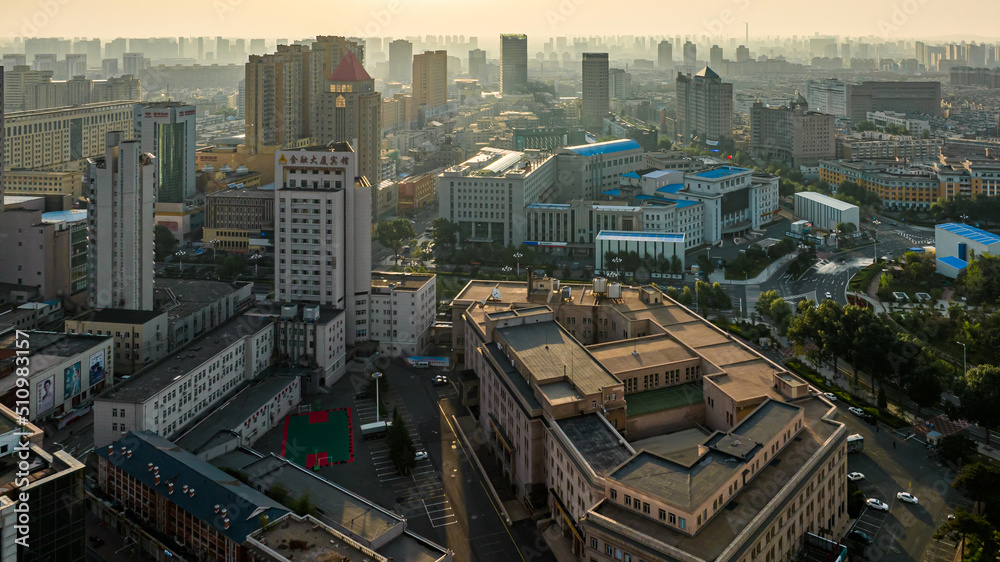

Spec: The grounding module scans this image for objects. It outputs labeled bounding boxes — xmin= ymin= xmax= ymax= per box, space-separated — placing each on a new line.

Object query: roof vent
xmin=147 ymin=463 xmax=153 ymax=471
xmin=221 ymin=508 xmax=227 ymax=517
xmin=126 ymin=450 xmax=132 ymax=458
xmin=214 ymin=504 xmax=220 ymax=513
xmin=731 ymin=440 xmax=741 ymax=447
xmin=155 ymin=474 xmax=161 ymax=485
xmin=168 ymin=482 xmax=174 ymax=494
xmin=189 ymin=488 xmax=195 ymax=498
xmin=120 ymin=446 xmax=126 ymax=454
xmin=108 ymin=445 xmax=114 ymax=455
xmin=223 ymin=518 xmax=230 ymax=529
xmin=182 ymin=484 xmax=189 ymax=493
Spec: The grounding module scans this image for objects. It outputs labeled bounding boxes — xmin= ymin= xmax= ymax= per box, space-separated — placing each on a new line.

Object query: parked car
xmin=866 ymin=498 xmax=889 ymax=512
xmin=414 ymin=451 xmax=428 ymax=461
xmin=824 ymin=392 xmax=837 ymax=401
xmin=432 ymin=374 xmax=449 ymax=386
xmin=848 ymin=472 xmax=865 ymax=482
xmin=897 ymin=492 xmax=918 ymax=504
xmin=849 ymin=407 xmax=864 ymax=416
xmin=848 ymin=530 xmax=873 ymax=544
xmin=825 ymin=291 xmax=833 ymax=299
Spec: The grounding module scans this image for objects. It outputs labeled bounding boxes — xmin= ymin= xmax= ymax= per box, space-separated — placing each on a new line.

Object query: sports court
xmin=280 ymin=407 xmax=354 ymax=469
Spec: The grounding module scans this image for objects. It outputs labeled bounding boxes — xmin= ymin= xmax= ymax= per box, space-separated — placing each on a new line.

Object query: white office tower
xmin=85 ymin=131 xmax=156 ymax=311
xmin=274 ymin=142 xmax=372 ymax=345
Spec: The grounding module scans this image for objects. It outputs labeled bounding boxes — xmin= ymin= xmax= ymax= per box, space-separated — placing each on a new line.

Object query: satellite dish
xmin=491 ymin=287 xmax=502 ymax=300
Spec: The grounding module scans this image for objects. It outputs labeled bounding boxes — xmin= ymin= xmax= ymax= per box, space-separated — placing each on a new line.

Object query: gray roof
xmin=0 ymin=331 xmax=109 ymax=358
xmin=556 ymin=415 xmax=633 ymax=477
xmin=97 ymin=430 xmax=289 ymax=544
xmin=101 ymin=314 xmax=274 ymax=403
xmin=175 ymin=373 xmax=301 ymax=454
xmin=81 ymin=308 xmax=165 ymax=325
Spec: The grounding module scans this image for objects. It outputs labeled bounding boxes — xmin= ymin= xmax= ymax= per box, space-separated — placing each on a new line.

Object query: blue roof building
xmin=935 ymin=222 xmax=1000 ymax=268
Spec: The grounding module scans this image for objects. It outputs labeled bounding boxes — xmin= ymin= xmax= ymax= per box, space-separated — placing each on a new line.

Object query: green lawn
xmin=626 ymin=383 xmax=704 ymax=417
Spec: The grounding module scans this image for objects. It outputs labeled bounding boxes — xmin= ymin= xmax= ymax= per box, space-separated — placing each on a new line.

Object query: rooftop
xmin=101 ymin=314 xmax=273 ymax=403
xmin=372 ymin=271 xmax=436 ymax=292
xmin=625 ymin=383 xmax=704 ymax=417
xmin=155 ymin=279 xmax=250 ymax=323
xmin=562 ymin=139 xmax=641 ymax=158
xmin=556 ymin=415 xmax=634 ymax=477
xmin=0 ymin=331 xmax=109 ymax=359
xmin=329 ymin=50 xmax=372 ymax=82
xmin=496 ymin=320 xmax=618 ymax=397
xmin=588 ymin=335 xmax=697 ymax=377
xmin=936 ymin=222 xmax=1000 ymax=246
xmin=41 ymin=209 xmax=87 ymax=224
xmin=248 ymin=513 xmax=375 ymax=561
xmin=97 ymin=431 xmax=289 ymax=544
xmin=206 ymin=187 xmax=274 ymax=200
xmin=795 ymin=191 xmax=859 ymax=212
xmin=692 ymin=166 xmax=750 ymax=179
xmin=73 ymin=308 xmax=165 ymax=326
xmin=937 ymin=255 xmax=968 ymax=269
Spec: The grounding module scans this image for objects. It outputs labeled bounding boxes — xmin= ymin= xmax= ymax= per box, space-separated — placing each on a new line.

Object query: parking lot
xmin=840 ymin=406 xmax=970 ymax=561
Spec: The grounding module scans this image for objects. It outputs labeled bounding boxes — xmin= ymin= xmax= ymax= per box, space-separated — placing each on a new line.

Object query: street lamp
xmin=960 ymin=214 xmax=969 ymax=224
xmin=501 ymin=265 xmax=512 ymax=281
xmin=612 ymin=256 xmax=623 ymax=280
xmin=956 ymin=341 xmax=967 ymax=378
xmin=175 ymin=251 xmax=186 ymax=273
xmin=372 ymin=372 xmax=383 ymax=423
xmin=872 ymin=219 xmax=881 ymax=261
xmin=831 ymin=229 xmax=841 ymax=251
xmin=209 ymin=239 xmax=221 ymax=261
xmin=513 ymin=252 xmax=523 ymax=277
xmin=249 ymin=253 xmax=263 ymax=277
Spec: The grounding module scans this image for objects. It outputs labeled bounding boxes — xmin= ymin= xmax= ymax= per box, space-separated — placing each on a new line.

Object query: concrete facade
xmin=794 ymin=191 xmax=860 ymax=231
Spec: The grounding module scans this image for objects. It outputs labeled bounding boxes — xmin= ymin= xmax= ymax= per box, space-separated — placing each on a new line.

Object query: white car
xmin=897 ymin=492 xmax=918 ymax=504
xmin=826 ymin=291 xmax=833 ymax=299
xmin=414 ymin=451 xmax=428 ymax=461
xmin=866 ymin=498 xmax=889 ymax=512
xmin=849 ymin=407 xmax=864 ymax=416
xmin=848 ymin=472 xmax=865 ymax=482
xmin=824 ymin=392 xmax=837 ymax=401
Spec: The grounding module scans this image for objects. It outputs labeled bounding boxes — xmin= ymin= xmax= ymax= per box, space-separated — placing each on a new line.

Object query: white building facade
xmin=370 ymin=272 xmax=437 ymax=357
xmin=794 ymin=191 xmax=860 ymax=231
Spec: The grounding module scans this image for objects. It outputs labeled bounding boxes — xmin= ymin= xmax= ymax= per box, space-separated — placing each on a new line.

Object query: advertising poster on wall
xmin=89 ymin=350 xmax=106 ymax=386
xmin=64 ymin=362 xmax=82 ymax=400
xmin=37 ymin=376 xmax=55 ymax=413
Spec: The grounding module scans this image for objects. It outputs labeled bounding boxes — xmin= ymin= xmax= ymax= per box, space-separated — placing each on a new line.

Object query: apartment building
xmin=64 ymin=309 xmax=167 ymax=376
xmin=750 ymin=95 xmax=836 ymax=167
xmin=676 ymin=67 xmax=733 ymax=145
xmin=2 ymin=102 xmax=134 ymax=169
xmin=838 ymin=136 xmax=942 ymax=161
xmin=92 ymin=314 xmax=275 ymax=448
xmin=370 ymin=272 xmax=437 ymax=357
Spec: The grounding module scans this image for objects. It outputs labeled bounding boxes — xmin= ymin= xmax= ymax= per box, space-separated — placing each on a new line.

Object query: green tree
xmin=711 ymin=282 xmax=732 ymax=311
xmin=856 ymin=120 xmax=877 ymax=132
xmin=154 ymin=225 xmax=179 ymax=260
xmin=377 ymin=218 xmax=417 ymax=264
xmin=959 ymin=364 xmax=1000 ymax=446
xmin=292 ymin=491 xmax=318 ymax=516
xmin=697 ymin=253 xmax=715 ymax=275
xmin=217 ymin=254 xmax=249 ymax=279
xmin=678 ymin=286 xmax=694 ymax=306
xmin=670 ymin=255 xmax=683 ymax=275
xmin=935 ymin=508 xmax=998 ymax=560
xmin=953 ymin=462 xmax=1000 ymax=511
xmin=266 ymin=483 xmax=290 ymax=505
xmin=905 ymin=364 xmax=943 ymax=418
xmin=657 ymin=138 xmax=673 ymax=150
xmin=387 ymin=408 xmax=417 ymax=476
xmin=938 ymin=435 xmax=978 ymax=466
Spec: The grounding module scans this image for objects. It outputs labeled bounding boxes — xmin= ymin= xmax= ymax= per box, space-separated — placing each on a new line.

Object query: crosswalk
xmin=894 ymin=230 xmax=933 ymax=245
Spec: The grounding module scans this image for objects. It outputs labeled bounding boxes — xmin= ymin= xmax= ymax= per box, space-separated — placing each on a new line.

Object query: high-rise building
xmin=317 ymin=51 xmax=382 ymax=188
xmin=0 ymin=69 xmax=4 ymax=207
xmin=751 ymin=94 xmax=836 ymax=167
xmin=413 ymin=50 xmax=448 ymax=109
xmin=806 ymin=78 xmax=848 ymax=117
xmin=3 ymin=102 xmax=135 ymax=169
xmin=676 ymin=67 xmax=733 ymax=144
xmin=683 ymin=41 xmax=697 ymax=67
xmin=133 ymin=102 xmax=197 ymax=204
xmin=845 ymin=81 xmax=941 ymax=122
xmin=86 ymin=131 xmax=156 ymax=311
xmin=2 ymin=65 xmax=53 ymax=111
xmin=658 ymin=40 xmax=673 ymax=69
xmin=101 ymin=57 xmax=118 ymax=78
xmin=65 ymin=53 xmax=87 ymax=77
xmin=469 ymin=48 xmax=487 ymax=81
xmin=74 ymin=38 xmax=101 ymax=63
xmin=388 ymin=39 xmax=413 ymax=83
xmin=608 ymin=67 xmax=631 ymax=100
xmin=736 ymin=44 xmax=751 ymax=63
xmin=122 ymin=52 xmax=146 ymax=76
xmin=710 ymin=44 xmax=723 ymax=67
xmin=274 ymin=143 xmax=371 ymax=345
xmin=501 ymin=34 xmax=528 ymax=94
xmin=582 ymin=53 xmax=610 ymax=130
xmin=32 ymin=54 xmax=57 ymax=73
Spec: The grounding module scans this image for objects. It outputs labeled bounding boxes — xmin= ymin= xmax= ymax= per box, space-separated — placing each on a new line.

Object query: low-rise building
xmin=203 ymin=186 xmax=275 ymax=253
xmin=154 ymin=279 xmax=253 ymax=349
xmin=254 ymin=303 xmax=348 ymax=387
xmin=866 ymin=110 xmax=931 ymax=134
xmin=934 ymin=222 xmax=1000 ymax=278
xmin=370 ymin=272 xmax=437 ymax=357
xmin=0 ymin=331 xmax=113 ymax=423
xmin=92 ymin=314 xmax=275 ymax=448
xmin=794 ymin=191 xmax=860 ymax=231
xmin=375 ymin=178 xmax=399 ymax=221
xmin=2 ymin=169 xmax=82 ymax=198
xmin=676 ymin=166 xmax=779 ymax=241
xmin=0 ymin=206 xmax=85 ymax=302
xmin=838 ymin=136 xmax=942 ymax=161
xmin=0 ymin=299 xmax=63 ymax=337
xmin=398 ymin=172 xmax=436 ymax=211
xmin=595 ymin=231 xmax=685 ymax=275
xmin=63 ymin=309 xmax=167 ymax=375
xmin=819 ymin=160 xmax=944 ymax=209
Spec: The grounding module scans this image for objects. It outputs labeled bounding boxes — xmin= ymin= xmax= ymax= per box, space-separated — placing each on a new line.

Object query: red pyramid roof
xmin=329 ymin=51 xmax=372 ymax=82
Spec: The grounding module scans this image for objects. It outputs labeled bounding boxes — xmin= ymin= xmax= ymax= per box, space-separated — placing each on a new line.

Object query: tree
xmin=856 ymin=120 xmax=877 ymax=132
xmin=291 ymin=491 xmax=318 ymax=516
xmin=959 ymin=364 xmax=1000 ymax=446
xmin=657 ymin=138 xmax=673 ymax=150
xmin=217 ymin=254 xmax=248 ymax=279
xmin=935 ymin=508 xmax=997 ymax=560
xmin=154 ymin=225 xmax=179 ymax=260
xmin=697 ymin=253 xmax=715 ymax=275
xmin=953 ymin=462 xmax=1000 ymax=510
xmin=266 ymin=483 xmax=290 ymax=505
xmin=387 ymin=408 xmax=416 ymax=476
xmin=938 ymin=435 xmax=978 ymax=466
xmin=431 ymin=218 xmax=460 ymax=259
xmin=711 ymin=282 xmax=732 ymax=312
xmin=905 ymin=364 xmax=943 ymax=418
xmin=377 ymin=218 xmax=417 ymax=264
xmin=670 ymin=255 xmax=683 ymax=275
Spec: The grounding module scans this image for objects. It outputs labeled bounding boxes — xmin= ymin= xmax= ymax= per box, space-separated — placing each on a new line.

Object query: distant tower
xmin=388 ymin=39 xmax=412 ymax=83
xmin=501 ymin=34 xmax=528 ymax=94
xmin=582 ymin=53 xmax=610 ymax=130
xmin=658 ymin=40 xmax=673 ymax=69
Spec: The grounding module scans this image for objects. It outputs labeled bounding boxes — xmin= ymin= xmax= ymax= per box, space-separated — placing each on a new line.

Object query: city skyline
xmin=5 ymin=0 xmax=1000 ymax=42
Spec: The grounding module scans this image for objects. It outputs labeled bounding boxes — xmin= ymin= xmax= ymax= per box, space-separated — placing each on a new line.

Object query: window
xmin=669 ymin=513 xmax=676 ymax=525
xmin=624 ymin=495 xmax=631 ymax=507
xmin=679 ymin=517 xmax=686 ymax=529
xmin=643 ymin=502 xmax=650 ymax=514
xmin=590 ymin=538 xmax=598 ymax=549
xmin=659 ymin=509 xmax=666 ymax=521
xmin=610 ymin=489 xmax=617 ymax=500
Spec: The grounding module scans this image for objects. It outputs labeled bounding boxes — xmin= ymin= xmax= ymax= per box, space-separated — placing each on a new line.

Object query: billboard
xmin=64 ymin=362 xmax=82 ymax=400
xmin=90 ymin=350 xmax=106 ymax=386
xmin=37 ymin=376 xmax=55 ymax=413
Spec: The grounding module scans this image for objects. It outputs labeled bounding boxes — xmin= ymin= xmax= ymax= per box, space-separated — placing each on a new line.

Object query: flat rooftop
xmin=101 ymin=314 xmax=273 ymax=403
xmin=596 ymin=231 xmax=684 ymax=243
xmin=250 ymin=514 xmax=375 ymax=561
xmin=588 ymin=335 xmax=698 ymax=377
xmin=73 ymin=308 xmax=165 ymax=325
xmin=372 ymin=271 xmax=435 ymax=291
xmin=556 ymin=415 xmax=633 ymax=477
xmin=206 ymin=187 xmax=274 ymax=200
xmin=625 ymin=383 xmax=704 ymax=417
xmin=630 ymin=427 xmax=712 ymax=465
xmin=591 ymin=397 xmax=842 ymax=561
xmin=496 ymin=320 xmax=618 ymax=397
xmin=0 ymin=331 xmax=108 ymax=359
xmin=692 ymin=166 xmax=750 ymax=179
xmin=155 ymin=279 xmax=249 ymax=324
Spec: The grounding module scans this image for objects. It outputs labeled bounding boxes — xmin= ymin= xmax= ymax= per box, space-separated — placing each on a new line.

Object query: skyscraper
xmin=0 ymin=69 xmax=4 ymax=209
xmin=676 ymin=67 xmax=733 ymax=144
xmin=469 ymin=48 xmax=487 ymax=82
xmin=65 ymin=53 xmax=87 ymax=78
xmin=501 ymin=34 xmax=528 ymax=93
xmin=317 ymin=51 xmax=382 ymax=189
xmin=133 ymin=102 xmax=196 ymax=204
xmin=710 ymin=45 xmax=723 ymax=67
xmin=658 ymin=40 xmax=673 ymax=69
xmin=102 ymin=58 xmax=118 ymax=78
xmin=683 ymin=41 xmax=697 ymax=67
xmin=413 ymin=50 xmax=448 ymax=109
xmin=736 ymin=45 xmax=751 ymax=63
xmin=122 ymin=52 xmax=145 ymax=76
xmin=86 ymin=131 xmax=156 ymax=311
xmin=389 ymin=39 xmax=413 ymax=83
xmin=274 ymin=143 xmax=371 ymax=345
xmin=582 ymin=53 xmax=610 ymax=130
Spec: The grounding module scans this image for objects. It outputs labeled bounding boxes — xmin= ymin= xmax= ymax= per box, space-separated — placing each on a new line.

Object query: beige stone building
xmin=2 ymin=102 xmax=135 ymax=169
xmin=451 ymin=275 xmax=848 ymax=561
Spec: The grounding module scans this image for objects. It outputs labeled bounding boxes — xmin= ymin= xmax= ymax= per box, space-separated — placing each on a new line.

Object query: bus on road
xmin=847 ymin=434 xmax=864 ymax=453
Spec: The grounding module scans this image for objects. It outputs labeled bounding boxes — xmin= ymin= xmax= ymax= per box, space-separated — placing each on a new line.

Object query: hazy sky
xmin=6 ymin=0 xmax=998 ymax=44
